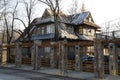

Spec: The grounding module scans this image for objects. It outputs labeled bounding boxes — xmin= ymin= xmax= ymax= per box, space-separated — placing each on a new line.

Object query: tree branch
xmin=14 ymin=18 xmax=27 ymax=28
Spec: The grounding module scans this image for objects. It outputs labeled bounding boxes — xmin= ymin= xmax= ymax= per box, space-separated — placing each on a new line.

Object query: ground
xmin=0 ymin=67 xmax=82 ymax=80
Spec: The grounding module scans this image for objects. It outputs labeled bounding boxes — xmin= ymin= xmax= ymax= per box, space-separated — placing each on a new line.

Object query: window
xmin=68 ymin=47 xmax=75 ymax=60
xmin=89 ymin=18 xmax=92 ymax=22
xmin=41 ymin=27 xmax=45 ymax=35
xmin=47 ymin=26 xmax=50 ymax=33
xmin=45 ymin=47 xmax=50 ymax=53
xmin=67 ymin=27 xmax=73 ymax=34
xmin=47 ymin=25 xmax=55 ymax=34
xmin=79 ymin=26 xmax=83 ymax=34
xmin=37 ymin=27 xmax=41 ymax=34
xmin=88 ymin=27 xmax=91 ymax=33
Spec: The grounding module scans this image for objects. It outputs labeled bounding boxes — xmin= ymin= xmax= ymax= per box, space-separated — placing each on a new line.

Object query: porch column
xmin=50 ymin=47 xmax=55 ymax=68
xmin=1 ymin=43 xmax=7 ymax=65
xmin=108 ymin=43 xmax=118 ymax=75
xmin=15 ymin=43 xmax=22 ymax=67
xmin=94 ymin=39 xmax=104 ymax=79
xmin=75 ymin=45 xmax=82 ymax=72
xmin=60 ymin=43 xmax=67 ymax=74
xmin=33 ymin=40 xmax=41 ymax=70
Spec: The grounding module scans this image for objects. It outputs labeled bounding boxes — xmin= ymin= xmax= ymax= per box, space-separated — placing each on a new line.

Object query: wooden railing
xmin=96 ymin=30 xmax=120 ymax=39
xmin=67 ymin=60 xmax=75 ymax=70
xmin=67 ymin=60 xmax=94 ymax=72
xmin=22 ymin=57 xmax=31 ymax=65
xmin=10 ymin=55 xmax=15 ymax=63
xmin=83 ymin=61 xmax=94 ymax=72
xmin=9 ymin=57 xmax=120 ymax=75
xmin=41 ymin=58 xmax=50 ymax=67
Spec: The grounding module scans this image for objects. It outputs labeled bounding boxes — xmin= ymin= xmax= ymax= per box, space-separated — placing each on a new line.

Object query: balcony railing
xmin=96 ymin=30 xmax=120 ymax=40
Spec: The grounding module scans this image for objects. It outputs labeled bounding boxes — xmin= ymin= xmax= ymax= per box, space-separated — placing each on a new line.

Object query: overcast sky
xmin=37 ymin=0 xmax=120 ymax=26
xmin=64 ymin=0 xmax=120 ymax=26
xmin=17 ymin=0 xmax=120 ymax=30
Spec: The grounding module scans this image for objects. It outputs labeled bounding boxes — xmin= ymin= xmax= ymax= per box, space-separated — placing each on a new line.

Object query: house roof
xmin=71 ymin=12 xmax=89 ymax=25
xmin=32 ymin=33 xmax=54 ymax=40
xmin=34 ymin=10 xmax=99 ymax=28
xmin=75 ymin=32 xmax=94 ymax=41
xmin=35 ymin=16 xmax=54 ymax=25
xmin=16 ymin=8 xmax=100 ymax=42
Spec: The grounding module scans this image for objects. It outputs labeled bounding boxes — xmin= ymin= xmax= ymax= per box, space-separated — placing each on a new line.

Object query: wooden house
xmin=14 ymin=8 xmax=100 ymax=72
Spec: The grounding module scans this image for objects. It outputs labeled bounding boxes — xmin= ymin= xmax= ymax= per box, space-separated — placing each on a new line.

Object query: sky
xmin=63 ymin=0 xmax=120 ymax=26
xmin=35 ymin=0 xmax=120 ymax=26
xmin=16 ymin=0 xmax=120 ymax=31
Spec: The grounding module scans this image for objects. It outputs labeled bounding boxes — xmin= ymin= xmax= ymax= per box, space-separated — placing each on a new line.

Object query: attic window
xmin=89 ymin=18 xmax=92 ymax=22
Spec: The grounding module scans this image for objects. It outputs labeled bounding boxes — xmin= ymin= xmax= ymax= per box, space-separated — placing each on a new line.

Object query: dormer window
xmin=89 ymin=17 xmax=92 ymax=22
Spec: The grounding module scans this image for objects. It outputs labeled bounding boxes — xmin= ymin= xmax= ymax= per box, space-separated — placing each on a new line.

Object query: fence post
xmin=15 ymin=42 xmax=22 ymax=68
xmin=75 ymin=45 xmax=82 ymax=72
xmin=94 ymin=39 xmax=104 ymax=79
xmin=108 ymin=43 xmax=118 ymax=75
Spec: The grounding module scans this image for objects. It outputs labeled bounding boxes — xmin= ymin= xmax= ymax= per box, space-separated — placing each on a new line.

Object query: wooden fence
xmin=9 ymin=57 xmax=120 ymax=75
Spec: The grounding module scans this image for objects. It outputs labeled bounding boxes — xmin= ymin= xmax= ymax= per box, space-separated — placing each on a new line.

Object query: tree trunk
xmin=7 ymin=47 xmax=10 ymax=63
xmin=54 ymin=13 xmax=59 ymax=41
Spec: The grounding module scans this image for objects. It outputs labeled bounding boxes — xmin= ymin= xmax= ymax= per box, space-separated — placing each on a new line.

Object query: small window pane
xmin=79 ymin=27 xmax=83 ymax=34
xmin=41 ymin=27 xmax=45 ymax=35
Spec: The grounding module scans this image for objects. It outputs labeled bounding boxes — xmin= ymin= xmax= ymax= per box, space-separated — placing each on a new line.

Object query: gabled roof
xmin=71 ymin=11 xmax=89 ymax=25
xmin=34 ymin=9 xmax=99 ymax=28
xmin=35 ymin=16 xmax=54 ymax=25
xmin=42 ymin=8 xmax=53 ymax=18
xmin=35 ymin=9 xmax=71 ymax=25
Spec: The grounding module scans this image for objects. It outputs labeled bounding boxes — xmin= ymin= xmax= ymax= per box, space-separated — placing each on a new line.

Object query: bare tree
xmin=2 ymin=0 xmax=19 ymax=62
xmin=38 ymin=0 xmax=61 ymax=41
xmin=68 ymin=0 xmax=78 ymax=14
xmin=114 ymin=22 xmax=120 ymax=30
xmin=0 ymin=0 xmax=4 ymax=10
xmin=15 ymin=0 xmax=38 ymax=29
xmin=14 ymin=0 xmax=38 ymax=42
xmin=0 ymin=0 xmax=7 ymax=19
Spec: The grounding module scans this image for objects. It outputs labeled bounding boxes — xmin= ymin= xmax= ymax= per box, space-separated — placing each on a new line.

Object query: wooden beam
xmin=66 ymin=41 xmax=94 ymax=47
xmin=21 ymin=42 xmax=33 ymax=47
xmin=102 ymin=39 xmax=120 ymax=44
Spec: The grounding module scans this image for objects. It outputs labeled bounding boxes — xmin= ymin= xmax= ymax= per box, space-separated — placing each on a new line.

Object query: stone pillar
xmin=50 ymin=47 xmax=55 ymax=68
xmin=94 ymin=39 xmax=104 ymax=79
xmin=1 ymin=44 xmax=7 ymax=65
xmin=0 ymin=49 xmax=1 ymax=63
xmin=58 ymin=42 xmax=61 ymax=69
xmin=31 ymin=46 xmax=35 ymax=69
xmin=33 ymin=40 xmax=41 ymax=70
xmin=15 ymin=43 xmax=22 ymax=67
xmin=108 ymin=43 xmax=118 ymax=75
xmin=54 ymin=47 xmax=58 ymax=68
xmin=60 ymin=43 xmax=67 ymax=74
xmin=75 ymin=45 xmax=82 ymax=72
